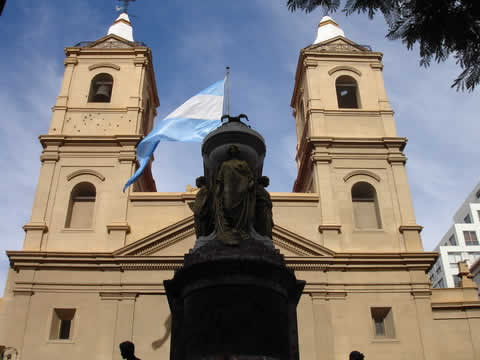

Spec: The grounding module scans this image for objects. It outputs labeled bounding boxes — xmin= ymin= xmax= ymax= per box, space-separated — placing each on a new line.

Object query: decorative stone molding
xmin=399 ymin=225 xmax=423 ymax=233
xmin=343 ymin=170 xmax=380 ymax=183
xmin=318 ymin=224 xmax=342 ymax=233
xmin=387 ymin=154 xmax=407 ymax=164
xmin=67 ymin=169 xmax=105 ymax=182
xmin=93 ymin=38 xmax=132 ymax=49
xmin=273 ymin=225 xmax=335 ymax=256
xmin=118 ymin=152 xmax=136 ymax=162
xmin=328 ymin=65 xmax=362 ymax=76
xmin=411 ymin=289 xmax=432 ymax=299
xmin=40 ymin=153 xmax=60 ymax=162
xmin=64 ymin=57 xmax=78 ymax=66
xmin=311 ymin=154 xmax=332 ymax=163
xmin=370 ymin=63 xmax=384 ymax=70
xmin=100 ymin=292 xmax=138 ymax=301
xmin=22 ymin=222 xmax=48 ymax=233
xmin=303 ymin=60 xmax=317 ymax=69
xmin=6 ymin=250 xmax=438 ymax=273
xmin=13 ymin=290 xmax=34 ymax=296
xmin=107 ymin=223 xmax=130 ymax=233
xmin=88 ymin=63 xmax=120 ymax=71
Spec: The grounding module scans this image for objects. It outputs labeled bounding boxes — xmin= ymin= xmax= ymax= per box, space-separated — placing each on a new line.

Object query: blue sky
xmin=1 ymin=0 xmax=479 ymax=294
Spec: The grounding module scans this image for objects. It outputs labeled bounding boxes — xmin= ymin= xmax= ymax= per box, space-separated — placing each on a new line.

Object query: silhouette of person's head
xmin=119 ymin=341 xmax=136 ymax=360
xmin=349 ymin=350 xmax=365 ymax=360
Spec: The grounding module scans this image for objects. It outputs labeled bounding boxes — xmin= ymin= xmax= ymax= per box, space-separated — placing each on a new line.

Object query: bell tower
xmin=291 ymin=17 xmax=423 ymax=252
xmin=23 ymin=13 xmax=159 ymax=252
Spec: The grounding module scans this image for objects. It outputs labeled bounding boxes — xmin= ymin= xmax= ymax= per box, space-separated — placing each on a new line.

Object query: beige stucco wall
xmin=1 ymin=261 xmax=479 ymax=360
xmin=2 ymin=31 xmax=480 ymax=360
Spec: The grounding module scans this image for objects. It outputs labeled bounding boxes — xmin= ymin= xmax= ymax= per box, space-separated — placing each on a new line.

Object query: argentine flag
xmin=123 ymin=79 xmax=225 ymax=191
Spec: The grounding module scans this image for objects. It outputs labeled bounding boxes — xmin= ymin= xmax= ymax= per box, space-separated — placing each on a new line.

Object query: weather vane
xmin=116 ymin=0 xmax=136 ymax=13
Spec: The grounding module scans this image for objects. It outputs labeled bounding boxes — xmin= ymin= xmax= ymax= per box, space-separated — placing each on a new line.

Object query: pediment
xmin=115 ymin=216 xmax=335 ymax=257
xmin=87 ymin=34 xmax=136 ymax=49
xmin=305 ymin=36 xmax=370 ymax=54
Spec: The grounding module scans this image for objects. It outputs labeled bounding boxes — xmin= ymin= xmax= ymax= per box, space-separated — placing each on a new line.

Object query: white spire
xmin=313 ymin=16 xmax=345 ymax=44
xmin=107 ymin=13 xmax=134 ymax=42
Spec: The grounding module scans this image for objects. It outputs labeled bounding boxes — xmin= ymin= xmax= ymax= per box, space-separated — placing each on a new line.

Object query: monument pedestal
xmin=165 ymin=239 xmax=305 ymax=360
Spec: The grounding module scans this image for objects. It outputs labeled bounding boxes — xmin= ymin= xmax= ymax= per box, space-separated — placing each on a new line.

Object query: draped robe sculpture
xmin=214 ymin=145 xmax=255 ymax=245
xmin=254 ymin=176 xmax=274 ymax=238
xmin=188 ymin=176 xmax=214 ymax=237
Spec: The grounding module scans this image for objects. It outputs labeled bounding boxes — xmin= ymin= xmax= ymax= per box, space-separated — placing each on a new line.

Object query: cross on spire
xmin=116 ymin=0 xmax=136 ymax=14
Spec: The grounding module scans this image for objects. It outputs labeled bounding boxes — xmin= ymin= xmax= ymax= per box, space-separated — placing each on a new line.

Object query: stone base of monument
xmin=164 ymin=239 xmax=305 ymax=360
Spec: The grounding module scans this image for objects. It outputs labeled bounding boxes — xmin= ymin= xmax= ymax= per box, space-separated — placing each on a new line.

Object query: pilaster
xmin=100 ymin=292 xmax=137 ymax=360
xmin=310 ymin=293 xmax=334 ymax=360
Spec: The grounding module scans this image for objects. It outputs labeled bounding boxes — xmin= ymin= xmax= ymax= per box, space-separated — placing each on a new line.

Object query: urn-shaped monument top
xmin=202 ymin=115 xmax=266 ymax=186
xmin=191 ymin=115 xmax=271 ymax=247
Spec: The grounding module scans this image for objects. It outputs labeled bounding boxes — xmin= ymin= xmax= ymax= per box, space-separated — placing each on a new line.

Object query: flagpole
xmin=224 ymin=66 xmax=230 ymax=117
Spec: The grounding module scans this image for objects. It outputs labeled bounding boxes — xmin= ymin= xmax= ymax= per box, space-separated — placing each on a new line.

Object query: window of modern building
xmin=464 ymin=214 xmax=472 ymax=223
xmin=464 ymin=231 xmax=479 ymax=245
xmin=65 ymin=182 xmax=96 ymax=228
xmin=448 ymin=252 xmax=462 ymax=269
xmin=336 ymin=75 xmax=359 ymax=109
xmin=468 ymin=252 xmax=480 ymax=263
xmin=437 ymin=278 xmax=445 ymax=287
xmin=370 ymin=307 xmax=395 ymax=338
xmin=88 ymin=73 xmax=113 ymax=102
xmin=351 ymin=182 xmax=381 ymax=229
xmin=477 ymin=210 xmax=480 ymax=222
xmin=448 ymin=234 xmax=457 ymax=246
xmin=50 ymin=308 xmax=76 ymax=340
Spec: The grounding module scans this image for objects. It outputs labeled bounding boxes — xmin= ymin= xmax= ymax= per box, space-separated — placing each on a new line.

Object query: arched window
xmin=336 ymin=75 xmax=359 ymax=109
xmin=351 ymin=182 xmax=381 ymax=229
xmin=88 ymin=73 xmax=113 ymax=103
xmin=65 ymin=182 xmax=96 ymax=228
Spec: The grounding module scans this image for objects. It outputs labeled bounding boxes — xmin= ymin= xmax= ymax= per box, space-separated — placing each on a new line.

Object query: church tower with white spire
xmin=23 ymin=13 xmax=159 ymax=254
xmin=291 ymin=16 xmax=423 ymax=253
xmin=2 ymin=11 xmax=480 ymax=360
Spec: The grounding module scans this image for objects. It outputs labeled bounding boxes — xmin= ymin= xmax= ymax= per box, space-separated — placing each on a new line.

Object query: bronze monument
xmin=165 ymin=115 xmax=304 ymax=360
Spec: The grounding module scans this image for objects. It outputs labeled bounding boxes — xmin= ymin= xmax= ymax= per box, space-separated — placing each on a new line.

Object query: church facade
xmin=1 ymin=14 xmax=479 ymax=360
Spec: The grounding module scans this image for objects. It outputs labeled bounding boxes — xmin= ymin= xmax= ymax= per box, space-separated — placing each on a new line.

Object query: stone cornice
xmin=22 ymin=222 xmax=48 ymax=233
xmin=318 ymin=224 xmax=342 ymax=233
xmin=431 ymin=301 xmax=480 ymax=310
xmin=128 ymin=192 xmax=319 ymax=203
xmin=295 ymin=137 xmax=407 ymax=166
xmin=39 ymin=135 xmax=142 ymax=148
xmin=106 ymin=223 xmax=130 ymax=233
xmin=399 ymin=225 xmax=423 ymax=233
xmin=6 ymin=251 xmax=437 ymax=272
xmin=129 ymin=192 xmax=197 ymax=202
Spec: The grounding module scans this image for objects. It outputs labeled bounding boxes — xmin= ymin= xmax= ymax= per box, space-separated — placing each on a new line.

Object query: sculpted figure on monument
xmin=189 ymin=176 xmax=214 ymax=237
xmin=254 ymin=176 xmax=274 ymax=238
xmin=215 ymin=145 xmax=255 ymax=245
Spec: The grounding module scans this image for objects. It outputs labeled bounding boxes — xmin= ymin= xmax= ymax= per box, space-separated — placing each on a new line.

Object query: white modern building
xmin=429 ymin=182 xmax=480 ymax=288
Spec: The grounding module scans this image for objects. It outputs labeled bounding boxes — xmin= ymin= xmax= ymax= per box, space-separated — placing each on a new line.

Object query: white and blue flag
xmin=123 ymin=79 xmax=225 ymax=191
